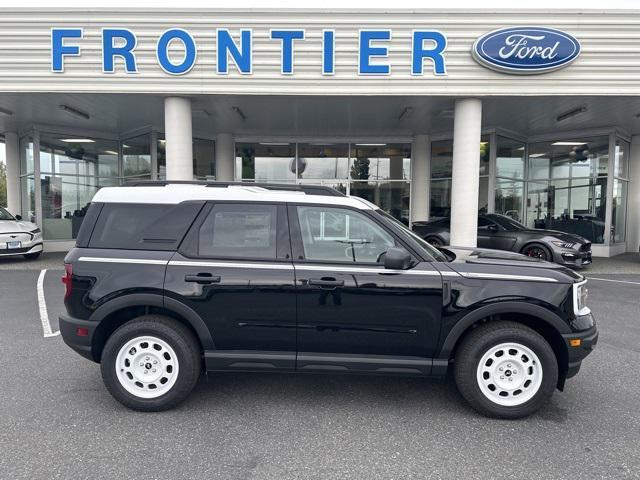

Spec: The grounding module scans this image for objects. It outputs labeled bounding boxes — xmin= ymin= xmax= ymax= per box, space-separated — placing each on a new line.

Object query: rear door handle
xmin=184 ymin=273 xmax=221 ymax=284
xmin=308 ymin=278 xmax=344 ymax=288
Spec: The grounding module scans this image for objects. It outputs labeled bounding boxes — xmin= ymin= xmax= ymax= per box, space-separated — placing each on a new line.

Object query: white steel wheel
xmin=476 ymin=342 xmax=543 ymax=407
xmin=115 ymin=336 xmax=180 ymax=399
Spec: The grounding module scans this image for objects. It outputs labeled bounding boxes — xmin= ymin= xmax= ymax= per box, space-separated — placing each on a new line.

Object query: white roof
xmin=91 ymin=184 xmax=377 ymax=210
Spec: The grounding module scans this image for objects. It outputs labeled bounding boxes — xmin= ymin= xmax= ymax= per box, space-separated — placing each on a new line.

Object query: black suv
xmin=60 ymin=182 xmax=598 ymax=418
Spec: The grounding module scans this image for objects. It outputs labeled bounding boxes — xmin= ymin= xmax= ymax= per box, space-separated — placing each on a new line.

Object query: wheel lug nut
xmin=152 ymin=368 xmax=156 ymax=373
xmin=508 ymin=378 xmax=513 ymax=382
xmin=139 ymin=362 xmax=144 ymax=366
xmin=153 ymin=360 xmax=158 ymax=364
xmin=144 ymin=370 xmax=148 ymax=374
xmin=145 ymin=356 xmax=150 ymax=361
xmin=499 ymin=367 xmax=503 ymax=371
xmin=500 ymin=376 xmax=504 ymax=380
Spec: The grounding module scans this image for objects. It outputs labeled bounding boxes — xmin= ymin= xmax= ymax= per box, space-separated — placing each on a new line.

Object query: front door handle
xmin=184 ymin=273 xmax=221 ymax=284
xmin=308 ymin=278 xmax=344 ymax=288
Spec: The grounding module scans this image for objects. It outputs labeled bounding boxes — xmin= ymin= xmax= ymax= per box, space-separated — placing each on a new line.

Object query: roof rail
xmin=121 ymin=180 xmax=346 ymax=197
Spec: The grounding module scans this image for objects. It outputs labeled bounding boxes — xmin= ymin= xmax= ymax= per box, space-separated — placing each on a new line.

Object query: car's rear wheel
xmin=100 ymin=315 xmax=201 ymax=411
xmin=453 ymin=321 xmax=558 ymax=419
xmin=425 ymin=236 xmax=444 ymax=247
xmin=521 ymin=243 xmax=551 ymax=261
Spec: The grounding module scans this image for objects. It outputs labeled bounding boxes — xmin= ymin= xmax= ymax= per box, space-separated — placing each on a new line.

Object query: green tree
xmin=0 ymin=162 xmax=7 ymax=208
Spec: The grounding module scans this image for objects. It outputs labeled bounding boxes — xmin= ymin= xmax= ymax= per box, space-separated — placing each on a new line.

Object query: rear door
xmin=164 ymin=202 xmax=297 ymax=371
xmin=290 ymin=204 xmax=443 ymax=374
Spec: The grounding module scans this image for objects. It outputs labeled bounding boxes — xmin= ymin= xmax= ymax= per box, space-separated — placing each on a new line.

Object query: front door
xmin=164 ymin=202 xmax=296 ymax=371
xmin=289 ymin=204 xmax=443 ymax=375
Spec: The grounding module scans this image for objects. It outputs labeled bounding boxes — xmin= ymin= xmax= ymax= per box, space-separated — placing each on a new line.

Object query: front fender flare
xmin=437 ymin=301 xmax=571 ymax=360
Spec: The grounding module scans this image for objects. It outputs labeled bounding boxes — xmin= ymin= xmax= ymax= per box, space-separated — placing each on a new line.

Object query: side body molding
xmin=437 ymin=301 xmax=571 ymax=360
xmin=89 ymin=293 xmax=215 ymax=351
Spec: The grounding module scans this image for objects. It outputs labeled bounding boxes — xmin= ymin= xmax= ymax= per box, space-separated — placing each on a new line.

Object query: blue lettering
xmin=156 ymin=29 xmax=197 ymax=75
xmin=271 ymin=29 xmax=304 ymax=74
xmin=217 ymin=29 xmax=252 ymax=74
xmin=51 ymin=28 xmax=82 ymax=72
xmin=359 ymin=30 xmax=391 ymax=75
xmin=322 ymin=30 xmax=335 ymax=75
xmin=102 ymin=29 xmax=137 ymax=73
xmin=412 ymin=31 xmax=447 ymax=75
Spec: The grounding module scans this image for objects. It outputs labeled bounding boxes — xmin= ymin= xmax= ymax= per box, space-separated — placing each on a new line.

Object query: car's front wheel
xmin=100 ymin=315 xmax=201 ymax=411
xmin=521 ymin=243 xmax=551 ymax=261
xmin=454 ymin=321 xmax=558 ymax=419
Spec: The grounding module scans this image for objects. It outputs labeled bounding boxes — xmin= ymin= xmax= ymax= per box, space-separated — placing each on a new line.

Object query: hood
xmin=0 ymin=219 xmax=39 ymax=234
xmin=519 ymin=228 xmax=589 ymax=244
xmin=442 ymin=246 xmax=583 ymax=279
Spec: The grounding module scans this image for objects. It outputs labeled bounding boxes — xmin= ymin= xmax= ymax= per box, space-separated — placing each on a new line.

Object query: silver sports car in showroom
xmin=412 ymin=213 xmax=592 ymax=268
xmin=0 ymin=207 xmax=43 ymax=260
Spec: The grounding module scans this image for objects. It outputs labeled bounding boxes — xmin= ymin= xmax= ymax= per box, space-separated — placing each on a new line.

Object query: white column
xmin=450 ymin=98 xmax=482 ymax=247
xmin=215 ymin=133 xmax=235 ymax=181
xmin=164 ymin=97 xmax=193 ymax=180
xmin=4 ymin=132 xmax=20 ymax=215
xmin=410 ymin=134 xmax=430 ymax=224
xmin=627 ymin=135 xmax=640 ymax=252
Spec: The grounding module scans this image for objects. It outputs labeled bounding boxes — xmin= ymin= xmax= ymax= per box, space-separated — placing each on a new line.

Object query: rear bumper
xmin=59 ymin=314 xmax=98 ymax=362
xmin=563 ymin=322 xmax=598 ymax=379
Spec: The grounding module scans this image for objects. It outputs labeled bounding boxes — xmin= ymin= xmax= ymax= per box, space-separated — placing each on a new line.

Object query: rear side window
xmin=197 ymin=204 xmax=278 ymax=259
xmin=89 ymin=202 xmax=203 ymax=250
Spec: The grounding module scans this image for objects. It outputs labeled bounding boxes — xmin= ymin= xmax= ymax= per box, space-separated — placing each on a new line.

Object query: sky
xmin=9 ymin=0 xmax=640 ymax=8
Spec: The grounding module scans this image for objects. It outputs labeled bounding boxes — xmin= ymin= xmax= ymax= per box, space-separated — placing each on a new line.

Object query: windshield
xmin=0 ymin=207 xmax=16 ymax=221
xmin=375 ymin=210 xmax=448 ymax=262
xmin=486 ymin=214 xmax=526 ymax=231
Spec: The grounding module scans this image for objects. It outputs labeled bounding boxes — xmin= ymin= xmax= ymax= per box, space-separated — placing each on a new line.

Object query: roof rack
xmin=121 ymin=180 xmax=346 ymax=197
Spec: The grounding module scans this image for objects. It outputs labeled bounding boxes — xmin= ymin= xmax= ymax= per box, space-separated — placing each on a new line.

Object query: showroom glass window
xmin=236 ymin=142 xmax=296 ymax=182
xmin=611 ymin=138 xmax=629 ymax=243
xmin=494 ymin=137 xmax=525 ymax=223
xmin=122 ymin=134 xmax=151 ymax=180
xmin=297 ymin=143 xmax=349 ymax=194
xmin=526 ymin=137 xmax=608 ymax=244
xmin=430 ymin=136 xmax=490 ymax=219
xmin=157 ymin=135 xmax=215 ymax=180
xmin=350 ymin=143 xmax=411 ymax=225
xmin=39 ymin=133 xmax=119 ymax=240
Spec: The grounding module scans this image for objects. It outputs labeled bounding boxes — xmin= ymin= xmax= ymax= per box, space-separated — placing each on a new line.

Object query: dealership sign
xmin=51 ymin=28 xmax=448 ymax=76
xmin=472 ymin=27 xmax=581 ymax=74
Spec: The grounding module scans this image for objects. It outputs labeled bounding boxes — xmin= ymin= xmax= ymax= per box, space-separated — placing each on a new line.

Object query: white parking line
xmin=37 ymin=269 xmax=60 ymax=338
xmin=587 ymin=277 xmax=640 ymax=286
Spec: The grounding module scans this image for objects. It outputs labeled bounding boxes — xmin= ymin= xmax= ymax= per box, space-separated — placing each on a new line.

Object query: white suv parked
xmin=0 ymin=207 xmax=43 ymax=260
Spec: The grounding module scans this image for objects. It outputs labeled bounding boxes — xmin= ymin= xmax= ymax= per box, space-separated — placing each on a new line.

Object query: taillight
xmin=62 ymin=263 xmax=73 ymax=300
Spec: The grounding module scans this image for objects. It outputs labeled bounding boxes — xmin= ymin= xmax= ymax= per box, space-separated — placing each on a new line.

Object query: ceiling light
xmin=60 ymin=138 xmax=95 ymax=143
xmin=231 ymin=106 xmax=246 ymax=122
xmin=158 ymin=139 xmax=166 ymax=144
xmin=438 ymin=109 xmax=454 ymax=118
xmin=552 ymin=141 xmax=587 ymax=146
xmin=355 ymin=143 xmax=386 ymax=146
xmin=59 ymin=104 xmax=90 ymax=120
xmin=398 ymin=107 xmax=413 ymax=121
xmin=103 ymin=150 xmax=119 ymax=155
xmin=259 ymin=142 xmax=289 ymax=146
xmin=516 ymin=146 xmax=525 ymax=151
xmin=556 ymin=105 xmax=587 ymax=123
xmin=0 ymin=107 xmax=13 ymax=116
xmin=529 ymin=153 xmax=548 ymax=158
xmin=480 ymin=141 xmax=488 ymax=145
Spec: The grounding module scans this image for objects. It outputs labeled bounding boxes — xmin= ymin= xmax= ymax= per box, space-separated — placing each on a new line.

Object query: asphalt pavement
xmin=0 ymin=266 xmax=639 ymax=479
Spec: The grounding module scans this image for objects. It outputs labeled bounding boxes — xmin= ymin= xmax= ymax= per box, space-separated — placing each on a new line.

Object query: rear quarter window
xmin=88 ymin=202 xmax=204 ymax=250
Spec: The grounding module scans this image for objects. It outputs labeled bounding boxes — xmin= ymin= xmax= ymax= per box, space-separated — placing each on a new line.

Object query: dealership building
xmin=0 ymin=8 xmax=639 ymax=256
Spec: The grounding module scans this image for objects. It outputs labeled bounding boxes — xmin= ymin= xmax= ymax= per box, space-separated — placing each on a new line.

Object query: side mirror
xmin=15 ymin=214 xmax=22 ymax=220
xmin=383 ymin=247 xmax=412 ymax=270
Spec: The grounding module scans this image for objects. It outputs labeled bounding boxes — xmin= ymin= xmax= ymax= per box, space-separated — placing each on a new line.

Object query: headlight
xmin=573 ymin=280 xmax=590 ymax=316
xmin=551 ymin=240 xmax=576 ymax=249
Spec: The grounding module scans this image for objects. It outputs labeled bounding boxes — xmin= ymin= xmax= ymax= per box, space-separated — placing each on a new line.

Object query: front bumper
xmin=562 ymin=320 xmax=598 ymax=379
xmin=555 ymin=247 xmax=592 ymax=268
xmin=59 ymin=314 xmax=98 ymax=362
xmin=0 ymin=242 xmax=43 ymax=257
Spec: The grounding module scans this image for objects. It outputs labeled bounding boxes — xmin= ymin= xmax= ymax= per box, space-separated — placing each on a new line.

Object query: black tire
xmin=453 ymin=321 xmax=558 ymax=419
xmin=100 ymin=315 xmax=202 ymax=412
xmin=23 ymin=251 xmax=42 ymax=260
xmin=426 ymin=236 xmax=444 ymax=247
xmin=521 ymin=243 xmax=552 ymax=261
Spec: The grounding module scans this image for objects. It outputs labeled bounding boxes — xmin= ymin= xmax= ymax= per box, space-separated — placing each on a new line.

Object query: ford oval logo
xmin=472 ymin=27 xmax=580 ymax=74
